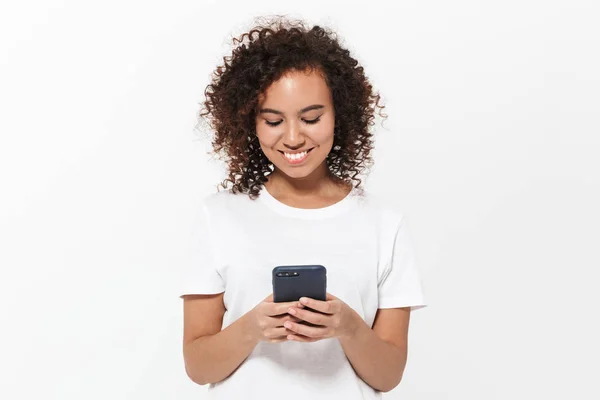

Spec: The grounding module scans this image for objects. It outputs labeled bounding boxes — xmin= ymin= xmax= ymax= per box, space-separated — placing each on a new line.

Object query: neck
xmin=266 ymin=163 xmax=343 ymax=197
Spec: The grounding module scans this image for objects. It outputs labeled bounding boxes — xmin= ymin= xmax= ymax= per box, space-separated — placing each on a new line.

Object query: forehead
xmin=257 ymin=69 xmax=332 ymax=108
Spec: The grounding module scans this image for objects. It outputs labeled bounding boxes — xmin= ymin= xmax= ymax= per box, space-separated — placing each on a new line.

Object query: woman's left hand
xmin=284 ymin=293 xmax=361 ymax=342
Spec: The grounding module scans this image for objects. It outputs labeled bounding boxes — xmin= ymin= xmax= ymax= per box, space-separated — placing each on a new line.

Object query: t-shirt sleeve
xmin=179 ymin=202 xmax=225 ymax=298
xmin=378 ymin=214 xmax=427 ymax=310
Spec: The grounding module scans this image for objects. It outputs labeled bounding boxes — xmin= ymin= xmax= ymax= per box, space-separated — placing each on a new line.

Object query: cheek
xmin=310 ymin=124 xmax=335 ymax=148
xmin=305 ymin=117 xmax=335 ymax=145
xmin=255 ymin=128 xmax=279 ymax=149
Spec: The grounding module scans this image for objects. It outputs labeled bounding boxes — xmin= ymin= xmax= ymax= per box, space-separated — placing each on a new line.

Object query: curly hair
xmin=197 ymin=15 xmax=387 ymax=199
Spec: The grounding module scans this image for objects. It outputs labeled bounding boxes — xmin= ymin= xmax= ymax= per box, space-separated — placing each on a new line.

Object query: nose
xmin=282 ymin=121 xmax=306 ymax=150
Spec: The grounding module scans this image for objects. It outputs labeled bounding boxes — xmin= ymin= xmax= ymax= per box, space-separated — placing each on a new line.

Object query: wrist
xmin=239 ymin=310 xmax=261 ymax=345
xmin=339 ymin=309 xmax=365 ymax=341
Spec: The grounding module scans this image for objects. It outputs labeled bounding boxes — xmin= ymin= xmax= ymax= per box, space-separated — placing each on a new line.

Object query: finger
xmin=283 ymin=320 xmax=329 ymax=339
xmin=299 ymin=297 xmax=336 ymax=315
xmin=273 ymin=314 xmax=303 ymax=326
xmin=266 ymin=300 xmax=304 ymax=316
xmin=274 ymin=313 xmax=303 ymax=322
xmin=266 ymin=336 xmax=288 ymax=343
xmin=266 ymin=327 xmax=311 ymax=342
xmin=265 ymin=327 xmax=291 ymax=339
xmin=325 ymin=292 xmax=338 ymax=301
xmin=264 ymin=294 xmax=306 ymax=309
xmin=282 ymin=329 xmax=316 ymax=341
xmin=287 ymin=334 xmax=320 ymax=343
xmin=287 ymin=307 xmax=330 ymax=326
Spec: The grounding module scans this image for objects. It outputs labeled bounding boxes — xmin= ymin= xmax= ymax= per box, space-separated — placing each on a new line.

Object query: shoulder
xmin=354 ymin=188 xmax=406 ymax=226
xmin=199 ymin=187 xmax=257 ymax=213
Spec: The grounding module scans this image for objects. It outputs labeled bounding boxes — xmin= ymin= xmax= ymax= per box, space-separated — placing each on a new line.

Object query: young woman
xmin=180 ymin=16 xmax=427 ymax=400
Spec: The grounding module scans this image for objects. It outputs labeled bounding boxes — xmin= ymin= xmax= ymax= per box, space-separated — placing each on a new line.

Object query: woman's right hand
xmin=246 ymin=294 xmax=305 ymax=343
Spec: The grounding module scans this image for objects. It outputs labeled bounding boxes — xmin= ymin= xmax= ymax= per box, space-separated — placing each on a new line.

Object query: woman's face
xmin=255 ymin=68 xmax=335 ymax=180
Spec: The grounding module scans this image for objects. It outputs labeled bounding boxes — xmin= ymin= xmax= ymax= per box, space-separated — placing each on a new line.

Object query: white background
xmin=1 ymin=0 xmax=599 ymax=399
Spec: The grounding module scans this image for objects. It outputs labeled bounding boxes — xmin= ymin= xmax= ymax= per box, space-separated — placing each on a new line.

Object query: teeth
xmin=283 ymin=151 xmax=307 ymax=161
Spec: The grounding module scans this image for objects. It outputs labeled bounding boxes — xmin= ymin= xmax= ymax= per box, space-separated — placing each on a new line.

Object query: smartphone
xmin=272 ymin=264 xmax=327 ymax=303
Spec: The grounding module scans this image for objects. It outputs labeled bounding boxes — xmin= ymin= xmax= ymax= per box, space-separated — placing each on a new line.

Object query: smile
xmin=278 ymin=147 xmax=315 ymax=165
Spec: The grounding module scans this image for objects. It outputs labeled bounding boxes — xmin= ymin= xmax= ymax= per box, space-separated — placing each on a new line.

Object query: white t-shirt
xmin=180 ymin=185 xmax=427 ymax=400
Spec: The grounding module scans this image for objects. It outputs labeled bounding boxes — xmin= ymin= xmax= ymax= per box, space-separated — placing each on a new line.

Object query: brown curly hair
xmin=197 ymin=16 xmax=387 ymax=199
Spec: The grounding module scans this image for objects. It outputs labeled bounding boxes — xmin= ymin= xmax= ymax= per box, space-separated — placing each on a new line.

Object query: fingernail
xmin=300 ymin=298 xmax=308 ymax=304
xmin=284 ymin=322 xmax=292 ymax=329
xmin=288 ymin=308 xmax=296 ymax=315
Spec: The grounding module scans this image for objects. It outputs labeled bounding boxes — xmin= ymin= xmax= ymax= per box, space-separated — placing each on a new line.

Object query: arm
xmin=285 ymin=295 xmax=411 ymax=393
xmin=182 ymin=293 xmax=258 ymax=385
xmin=338 ymin=307 xmax=410 ymax=392
xmin=338 ymin=213 xmax=422 ymax=391
xmin=182 ymin=293 xmax=304 ymax=385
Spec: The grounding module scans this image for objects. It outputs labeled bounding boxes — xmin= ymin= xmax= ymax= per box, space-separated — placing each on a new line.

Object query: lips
xmin=278 ymin=147 xmax=315 ymax=155
xmin=279 ymin=147 xmax=315 ymax=165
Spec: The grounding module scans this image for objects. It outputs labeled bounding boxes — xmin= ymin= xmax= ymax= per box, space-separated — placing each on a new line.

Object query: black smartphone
xmin=272 ymin=265 xmax=327 ymax=303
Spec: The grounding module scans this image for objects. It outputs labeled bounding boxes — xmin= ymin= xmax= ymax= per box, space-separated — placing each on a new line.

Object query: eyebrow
xmin=258 ymin=104 xmax=325 ymax=116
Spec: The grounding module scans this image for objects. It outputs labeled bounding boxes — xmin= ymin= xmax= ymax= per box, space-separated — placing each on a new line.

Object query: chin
xmin=274 ymin=165 xmax=314 ymax=179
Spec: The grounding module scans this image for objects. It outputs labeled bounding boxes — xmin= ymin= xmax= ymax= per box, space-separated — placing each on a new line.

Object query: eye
xmin=303 ymin=117 xmax=321 ymax=125
xmin=264 ymin=117 xmax=321 ymax=127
